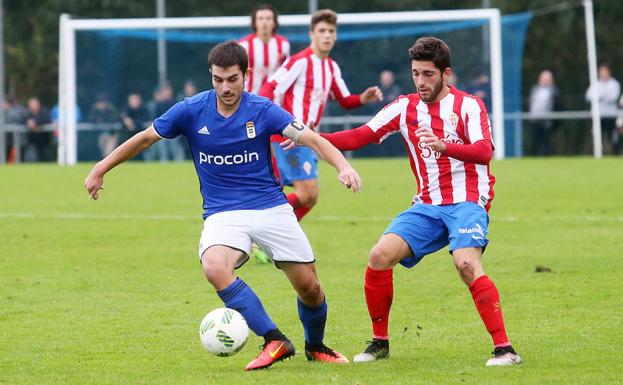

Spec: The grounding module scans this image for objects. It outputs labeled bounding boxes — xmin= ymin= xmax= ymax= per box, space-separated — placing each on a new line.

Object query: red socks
xmin=469 ymin=275 xmax=510 ymax=347
xmin=287 ymin=192 xmax=311 ymax=221
xmin=287 ymin=192 xmax=302 ymax=210
xmin=364 ymin=266 xmax=393 ymax=340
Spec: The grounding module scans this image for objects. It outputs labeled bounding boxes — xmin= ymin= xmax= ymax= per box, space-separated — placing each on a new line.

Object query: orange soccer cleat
xmin=304 ymin=343 xmax=349 ymax=363
xmin=244 ymin=339 xmax=295 ymax=371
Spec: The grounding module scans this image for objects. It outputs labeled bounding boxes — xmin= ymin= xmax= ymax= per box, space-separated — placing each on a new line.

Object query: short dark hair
xmin=311 ymin=9 xmax=337 ymax=30
xmin=208 ymin=40 xmax=249 ymax=74
xmin=252 ymin=4 xmax=279 ymax=33
xmin=409 ymin=37 xmax=451 ymax=72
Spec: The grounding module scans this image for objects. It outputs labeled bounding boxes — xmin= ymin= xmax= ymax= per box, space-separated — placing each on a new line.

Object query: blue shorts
xmin=271 ymin=143 xmax=318 ymax=186
xmin=385 ymin=202 xmax=490 ymax=268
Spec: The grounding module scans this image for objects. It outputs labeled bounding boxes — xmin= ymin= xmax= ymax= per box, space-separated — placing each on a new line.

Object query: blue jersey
xmin=153 ymin=90 xmax=293 ymax=218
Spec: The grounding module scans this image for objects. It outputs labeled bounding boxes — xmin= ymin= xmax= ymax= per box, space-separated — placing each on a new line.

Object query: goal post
xmin=58 ymin=9 xmax=505 ymax=165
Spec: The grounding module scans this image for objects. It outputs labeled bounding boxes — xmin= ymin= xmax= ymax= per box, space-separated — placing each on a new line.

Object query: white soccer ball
xmin=199 ymin=308 xmax=249 ymax=356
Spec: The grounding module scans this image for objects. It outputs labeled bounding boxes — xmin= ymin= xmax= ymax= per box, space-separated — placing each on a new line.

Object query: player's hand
xmin=280 ymin=138 xmax=297 ymax=151
xmin=337 ymin=165 xmax=362 ymax=193
xmin=360 ymin=86 xmax=383 ymax=104
xmin=84 ymin=166 xmax=105 ymax=200
xmin=415 ymin=127 xmax=447 ymax=153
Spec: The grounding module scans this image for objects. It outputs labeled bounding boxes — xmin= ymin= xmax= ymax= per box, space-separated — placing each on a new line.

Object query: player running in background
xmin=296 ymin=37 xmax=522 ymax=366
xmin=84 ymin=41 xmax=361 ymax=370
xmin=239 ymin=5 xmax=290 ymax=264
xmin=238 ymin=4 xmax=290 ymax=95
xmin=260 ymin=9 xmax=382 ymax=222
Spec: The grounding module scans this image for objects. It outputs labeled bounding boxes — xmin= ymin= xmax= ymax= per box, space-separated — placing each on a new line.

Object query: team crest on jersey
xmin=449 ymin=112 xmax=459 ymax=128
xmin=246 ymin=121 xmax=256 ymax=138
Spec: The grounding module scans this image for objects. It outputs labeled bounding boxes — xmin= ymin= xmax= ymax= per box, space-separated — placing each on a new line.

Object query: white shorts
xmin=198 ymin=204 xmax=315 ymax=268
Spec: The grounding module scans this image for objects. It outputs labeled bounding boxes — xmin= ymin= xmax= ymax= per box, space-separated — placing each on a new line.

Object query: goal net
xmin=58 ymin=10 xmax=508 ymax=165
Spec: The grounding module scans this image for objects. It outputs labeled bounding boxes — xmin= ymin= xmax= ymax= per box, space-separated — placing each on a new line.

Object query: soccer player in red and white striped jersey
xmin=238 ymin=5 xmax=290 ymax=95
xmin=260 ymin=9 xmax=382 ymax=222
xmin=307 ymin=37 xmax=522 ymax=366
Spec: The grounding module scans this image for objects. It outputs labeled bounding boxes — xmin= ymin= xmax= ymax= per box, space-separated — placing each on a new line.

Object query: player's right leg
xmin=354 ymin=205 xmax=448 ymax=363
xmin=290 ymin=178 xmax=319 ymax=220
xmin=198 ymin=213 xmax=294 ymax=370
xmin=353 ymin=233 xmax=410 ymax=363
xmin=271 ymin=143 xmax=319 ymax=221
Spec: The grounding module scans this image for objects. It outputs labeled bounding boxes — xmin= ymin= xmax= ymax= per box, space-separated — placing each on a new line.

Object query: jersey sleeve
xmin=282 ymin=40 xmax=291 ymax=61
xmin=364 ymin=97 xmax=405 ymax=143
xmin=153 ymin=101 xmax=189 ymax=139
xmin=238 ymin=38 xmax=249 ymax=52
xmin=260 ymin=57 xmax=305 ymax=104
xmin=264 ymin=102 xmax=295 ymax=135
xmin=461 ymin=96 xmax=493 ymax=144
xmin=329 ymin=61 xmax=362 ymax=109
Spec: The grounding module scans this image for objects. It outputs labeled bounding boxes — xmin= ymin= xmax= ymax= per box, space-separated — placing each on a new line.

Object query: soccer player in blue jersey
xmin=84 ymin=41 xmax=361 ymax=370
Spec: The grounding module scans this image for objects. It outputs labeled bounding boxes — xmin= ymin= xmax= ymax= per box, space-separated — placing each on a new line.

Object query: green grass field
xmin=1 ymin=157 xmax=622 ymax=385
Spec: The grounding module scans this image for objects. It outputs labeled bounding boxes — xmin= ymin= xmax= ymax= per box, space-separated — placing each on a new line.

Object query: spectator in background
xmin=89 ymin=93 xmax=119 ymax=157
xmin=182 ymin=79 xmax=198 ymax=99
xmin=152 ymin=82 xmax=186 ymax=162
xmin=3 ymin=96 xmax=28 ymax=124
xmin=378 ymin=70 xmax=402 ymax=103
xmin=467 ymin=73 xmax=491 ymax=112
xmin=120 ymin=93 xmax=150 ymax=144
xmin=142 ymin=86 xmax=161 ymax=162
xmin=615 ymin=94 xmax=623 ymax=154
xmin=529 ymin=70 xmax=559 ymax=156
xmin=24 ymin=97 xmax=53 ymax=162
xmin=3 ymin=96 xmax=28 ymax=162
xmin=585 ymin=63 xmax=621 ymax=154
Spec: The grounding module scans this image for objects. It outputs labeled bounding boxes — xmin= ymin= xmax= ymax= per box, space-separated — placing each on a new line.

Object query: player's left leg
xmin=279 ymin=261 xmax=349 ymax=364
xmin=447 ymin=202 xmax=521 ymax=366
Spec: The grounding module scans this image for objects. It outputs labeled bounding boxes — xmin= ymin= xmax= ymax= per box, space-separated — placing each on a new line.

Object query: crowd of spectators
xmin=3 ymin=67 xmax=623 ymax=162
xmin=1 ymin=79 xmax=199 ymax=162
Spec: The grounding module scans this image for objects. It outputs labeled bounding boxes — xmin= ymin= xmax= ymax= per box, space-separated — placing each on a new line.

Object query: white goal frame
xmin=58 ymin=9 xmax=505 ymax=165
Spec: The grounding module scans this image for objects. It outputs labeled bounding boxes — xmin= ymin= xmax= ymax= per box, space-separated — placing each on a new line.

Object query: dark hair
xmin=208 ymin=40 xmax=249 ymax=74
xmin=311 ymin=9 xmax=337 ymax=30
xmin=252 ymin=4 xmax=279 ymax=33
xmin=409 ymin=37 xmax=451 ymax=72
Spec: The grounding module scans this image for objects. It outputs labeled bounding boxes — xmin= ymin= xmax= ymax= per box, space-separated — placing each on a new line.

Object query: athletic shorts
xmin=271 ymin=142 xmax=318 ymax=186
xmin=198 ymin=204 xmax=315 ymax=268
xmin=384 ymin=201 xmax=490 ymax=268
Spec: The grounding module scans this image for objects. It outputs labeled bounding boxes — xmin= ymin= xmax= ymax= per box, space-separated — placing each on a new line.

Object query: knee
xmin=454 ymin=259 xmax=477 ymax=284
xmin=298 ymin=189 xmax=319 ymax=207
xmin=369 ymin=244 xmax=397 ymax=270
xmin=202 ymin=260 xmax=230 ymax=286
xmin=298 ymin=279 xmax=323 ymax=304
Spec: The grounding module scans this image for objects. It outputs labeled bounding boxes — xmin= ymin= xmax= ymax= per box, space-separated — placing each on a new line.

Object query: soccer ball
xmin=199 ymin=308 xmax=249 ymax=356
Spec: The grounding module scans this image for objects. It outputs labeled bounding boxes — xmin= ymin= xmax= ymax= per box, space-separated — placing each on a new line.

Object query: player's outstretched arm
xmin=281 ymin=125 xmax=378 ymax=152
xmin=282 ymin=121 xmax=361 ymax=192
xmin=84 ymin=126 xmax=161 ymax=200
xmin=359 ymin=86 xmax=384 ymax=105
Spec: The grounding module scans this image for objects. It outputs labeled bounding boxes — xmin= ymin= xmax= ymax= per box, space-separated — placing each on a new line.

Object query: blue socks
xmin=217 ymin=278 xmax=276 ymax=337
xmin=217 ymin=278 xmax=328 ymax=345
xmin=297 ymin=297 xmax=327 ymax=345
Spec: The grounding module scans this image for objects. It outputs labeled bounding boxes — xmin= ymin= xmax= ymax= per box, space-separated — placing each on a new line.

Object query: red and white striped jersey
xmin=238 ymin=33 xmax=290 ymax=94
xmin=365 ymin=87 xmax=496 ymax=210
xmin=263 ymin=47 xmax=357 ymax=127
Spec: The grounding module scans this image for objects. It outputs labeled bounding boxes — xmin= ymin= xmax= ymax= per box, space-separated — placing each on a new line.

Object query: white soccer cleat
xmin=486 ymin=346 xmax=522 ymax=366
xmin=353 ymin=352 xmax=377 ymax=363
xmin=353 ymin=339 xmax=390 ymax=363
